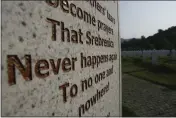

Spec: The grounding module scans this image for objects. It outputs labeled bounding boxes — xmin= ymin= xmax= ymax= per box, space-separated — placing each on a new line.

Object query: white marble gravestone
xmin=171 ymin=49 xmax=176 ymax=59
xmin=152 ymin=50 xmax=158 ymax=64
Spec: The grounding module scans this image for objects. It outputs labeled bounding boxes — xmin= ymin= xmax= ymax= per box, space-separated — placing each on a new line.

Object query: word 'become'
xmin=46 ymin=0 xmax=96 ymax=27
xmin=46 ymin=0 xmax=114 ymax=35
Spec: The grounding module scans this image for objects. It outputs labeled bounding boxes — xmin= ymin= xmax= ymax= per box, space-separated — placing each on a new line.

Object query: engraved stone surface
xmin=2 ymin=1 xmax=121 ymax=116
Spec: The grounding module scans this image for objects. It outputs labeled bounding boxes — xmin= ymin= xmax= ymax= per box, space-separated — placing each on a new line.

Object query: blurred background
xmin=119 ymin=1 xmax=176 ymax=117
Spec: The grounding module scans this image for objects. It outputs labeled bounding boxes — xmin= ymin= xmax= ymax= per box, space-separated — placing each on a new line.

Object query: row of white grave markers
xmin=122 ymin=49 xmax=176 ymax=64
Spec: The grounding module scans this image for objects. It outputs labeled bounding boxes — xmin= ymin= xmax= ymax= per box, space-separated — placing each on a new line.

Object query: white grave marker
xmin=152 ymin=50 xmax=158 ymax=64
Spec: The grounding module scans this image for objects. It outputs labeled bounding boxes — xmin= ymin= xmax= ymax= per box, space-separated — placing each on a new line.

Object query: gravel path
xmin=123 ymin=74 xmax=176 ymax=117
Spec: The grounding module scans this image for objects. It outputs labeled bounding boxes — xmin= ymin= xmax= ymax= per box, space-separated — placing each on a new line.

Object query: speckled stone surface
xmin=2 ymin=1 xmax=121 ymax=116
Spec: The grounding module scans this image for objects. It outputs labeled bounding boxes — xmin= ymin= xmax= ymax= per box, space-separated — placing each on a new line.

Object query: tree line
xmin=121 ymin=26 xmax=176 ymax=51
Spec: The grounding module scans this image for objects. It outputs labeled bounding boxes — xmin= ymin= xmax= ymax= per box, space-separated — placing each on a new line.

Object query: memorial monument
xmin=1 ymin=0 xmax=121 ymax=116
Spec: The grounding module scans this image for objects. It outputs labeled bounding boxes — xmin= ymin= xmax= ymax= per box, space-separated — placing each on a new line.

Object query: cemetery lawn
xmin=122 ymin=106 xmax=138 ymax=117
xmin=122 ymin=57 xmax=176 ymax=89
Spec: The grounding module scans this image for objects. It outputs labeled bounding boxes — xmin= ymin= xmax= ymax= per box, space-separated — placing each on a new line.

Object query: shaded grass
xmin=122 ymin=57 xmax=176 ymax=88
xmin=122 ymin=62 xmax=145 ymax=73
xmin=138 ymin=61 xmax=175 ymax=74
xmin=122 ymin=105 xmax=138 ymax=117
xmin=129 ymin=71 xmax=176 ymax=89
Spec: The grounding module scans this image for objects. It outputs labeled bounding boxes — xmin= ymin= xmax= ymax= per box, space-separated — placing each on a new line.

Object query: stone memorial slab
xmin=1 ymin=0 xmax=121 ymax=117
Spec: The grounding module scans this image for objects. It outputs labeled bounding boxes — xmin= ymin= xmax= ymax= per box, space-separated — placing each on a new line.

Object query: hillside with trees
xmin=121 ymin=26 xmax=176 ymax=51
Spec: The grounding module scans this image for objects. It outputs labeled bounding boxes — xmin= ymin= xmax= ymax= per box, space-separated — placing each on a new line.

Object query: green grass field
xmin=122 ymin=106 xmax=138 ymax=117
xmin=122 ymin=56 xmax=176 ymax=88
